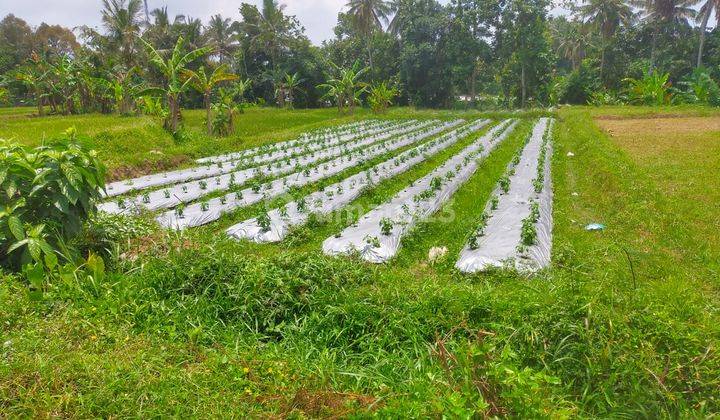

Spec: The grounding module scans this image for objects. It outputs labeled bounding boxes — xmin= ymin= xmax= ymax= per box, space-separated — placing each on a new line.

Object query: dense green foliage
xmin=0 ymin=131 xmax=106 ymax=270
xmin=2 ymin=0 xmax=720 ymax=111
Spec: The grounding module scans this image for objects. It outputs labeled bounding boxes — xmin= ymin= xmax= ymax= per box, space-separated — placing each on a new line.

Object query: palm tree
xmin=346 ymin=0 xmax=392 ymax=70
xmin=101 ymin=0 xmax=144 ymax=66
xmin=247 ymin=0 xmax=290 ymax=72
xmin=182 ymin=65 xmax=239 ymax=134
xmin=578 ymin=0 xmax=634 ymax=77
xmin=630 ymin=0 xmax=699 ymax=68
xmin=206 ymin=15 xmax=238 ymax=63
xmin=551 ymin=19 xmax=590 ymax=71
xmin=696 ymin=0 xmax=720 ymax=67
xmin=139 ymin=36 xmax=213 ymax=133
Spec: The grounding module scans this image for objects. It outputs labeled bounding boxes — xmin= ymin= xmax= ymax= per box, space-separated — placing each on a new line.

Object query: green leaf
xmin=27 ymin=239 xmax=42 ymax=262
xmin=86 ymin=253 xmax=105 ymax=282
xmin=7 ymin=238 xmax=29 ymax=254
xmin=8 ymin=216 xmax=24 ymax=240
xmin=44 ymin=252 xmax=58 ymax=270
xmin=5 ymin=180 xmax=17 ymax=198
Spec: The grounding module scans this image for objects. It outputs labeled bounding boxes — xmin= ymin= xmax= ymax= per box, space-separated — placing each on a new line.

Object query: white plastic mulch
xmin=195 ymin=119 xmax=373 ymax=164
xmin=455 ymin=118 xmax=553 ymax=273
xmin=99 ymin=120 xmax=432 ymax=214
xmin=322 ymin=120 xmax=518 ymax=263
xmin=157 ymin=120 xmax=464 ymax=230
xmin=103 ymin=119 xmax=394 ymax=198
xmin=226 ymin=119 xmax=493 ymax=243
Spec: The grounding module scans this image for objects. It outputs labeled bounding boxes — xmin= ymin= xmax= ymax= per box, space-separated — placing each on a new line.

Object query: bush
xmin=553 ymin=60 xmax=602 ymax=105
xmin=678 ymin=67 xmax=720 ymax=106
xmin=0 ymin=130 xmax=106 ymax=270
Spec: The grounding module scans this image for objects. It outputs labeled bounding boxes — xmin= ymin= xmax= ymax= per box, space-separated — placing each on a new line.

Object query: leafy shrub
xmin=0 ymin=131 xmax=106 ymax=270
xmin=553 ymin=60 xmax=601 ymax=105
xmin=587 ymin=89 xmax=624 ymax=106
xmin=74 ymin=213 xmax=155 ymax=258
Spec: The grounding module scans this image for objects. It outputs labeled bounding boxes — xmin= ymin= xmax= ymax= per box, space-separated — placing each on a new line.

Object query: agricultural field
xmin=2 ymin=105 xmax=719 ymax=417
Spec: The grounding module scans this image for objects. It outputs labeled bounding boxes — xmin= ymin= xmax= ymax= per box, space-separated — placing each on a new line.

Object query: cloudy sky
xmin=1 ymin=0 xmax=568 ymax=45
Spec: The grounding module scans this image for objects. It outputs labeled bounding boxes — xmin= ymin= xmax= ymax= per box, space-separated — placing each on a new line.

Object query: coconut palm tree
xmin=578 ymin=0 xmax=634 ymax=76
xmin=551 ymin=19 xmax=590 ymax=71
xmin=101 ymin=0 xmax=144 ymax=66
xmin=139 ymin=36 xmax=213 ymax=133
xmin=205 ymin=15 xmax=238 ymax=63
xmin=247 ymin=0 xmax=290 ymax=72
xmin=346 ymin=0 xmax=392 ymax=70
xmin=630 ymin=0 xmax=699 ymax=68
xmin=696 ymin=0 xmax=720 ymax=67
xmin=182 ymin=65 xmax=239 ymax=134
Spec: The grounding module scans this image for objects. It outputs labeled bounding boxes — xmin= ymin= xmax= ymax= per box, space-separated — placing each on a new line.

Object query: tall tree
xmin=630 ymin=0 xmax=698 ymax=69
xmin=205 ymin=15 xmax=238 ymax=63
xmin=696 ymin=0 xmax=720 ymax=67
xmin=346 ymin=0 xmax=392 ymax=70
xmin=551 ymin=18 xmax=589 ymax=71
xmin=101 ymin=0 xmax=144 ymax=66
xmin=578 ymin=0 xmax=634 ymax=77
xmin=497 ymin=0 xmax=554 ymax=107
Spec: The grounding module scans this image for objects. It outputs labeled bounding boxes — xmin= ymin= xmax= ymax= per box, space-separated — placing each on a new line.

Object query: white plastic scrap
xmin=322 ymin=120 xmax=518 ymax=263
xmin=226 ymin=119 xmax=493 ymax=243
xmin=103 ymin=119 xmax=398 ymax=198
xmin=455 ymin=118 xmax=554 ymax=273
xmin=157 ymin=120 xmax=465 ymax=230
xmin=101 ymin=120 xmax=435 ymax=214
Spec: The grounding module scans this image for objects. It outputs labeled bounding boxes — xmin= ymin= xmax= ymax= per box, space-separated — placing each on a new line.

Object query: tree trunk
xmin=697 ymin=9 xmax=711 ymax=68
xmin=167 ymin=94 xmax=180 ymax=133
xmin=600 ymin=35 xmax=606 ymax=84
xmin=36 ymin=87 xmax=44 ymax=117
xmin=367 ymin=35 xmax=374 ymax=73
xmin=650 ymin=24 xmax=659 ymax=72
xmin=205 ymin=91 xmax=212 ymax=135
xmin=521 ymin=64 xmax=527 ymax=108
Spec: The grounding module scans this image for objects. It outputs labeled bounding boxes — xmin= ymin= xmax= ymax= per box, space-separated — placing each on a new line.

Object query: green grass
xmin=1 ymin=106 xmax=719 ymax=417
xmin=0 ymin=107 xmax=373 ymax=179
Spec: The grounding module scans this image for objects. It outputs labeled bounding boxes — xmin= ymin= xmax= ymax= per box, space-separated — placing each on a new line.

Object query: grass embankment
xmin=1 ymin=106 xmax=719 ymax=417
xmin=0 ymin=107 xmax=367 ymax=180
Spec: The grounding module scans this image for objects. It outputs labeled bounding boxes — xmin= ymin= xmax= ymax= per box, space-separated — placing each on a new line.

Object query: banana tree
xmin=182 ymin=65 xmax=238 ymax=135
xmin=14 ymin=54 xmax=49 ymax=116
xmin=281 ymin=72 xmax=304 ymax=109
xmin=139 ymin=36 xmax=212 ymax=133
xmin=94 ymin=65 xmax=145 ymax=115
xmin=318 ymin=61 xmax=369 ymax=114
xmin=212 ymin=79 xmax=252 ymax=136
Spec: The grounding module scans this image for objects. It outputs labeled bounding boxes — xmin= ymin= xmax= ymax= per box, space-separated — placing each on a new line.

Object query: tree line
xmin=1 ymin=0 xmax=720 ymax=120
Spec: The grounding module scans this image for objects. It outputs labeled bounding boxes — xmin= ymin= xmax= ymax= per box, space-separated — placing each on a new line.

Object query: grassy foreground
xmin=1 ymin=106 xmax=719 ymax=417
